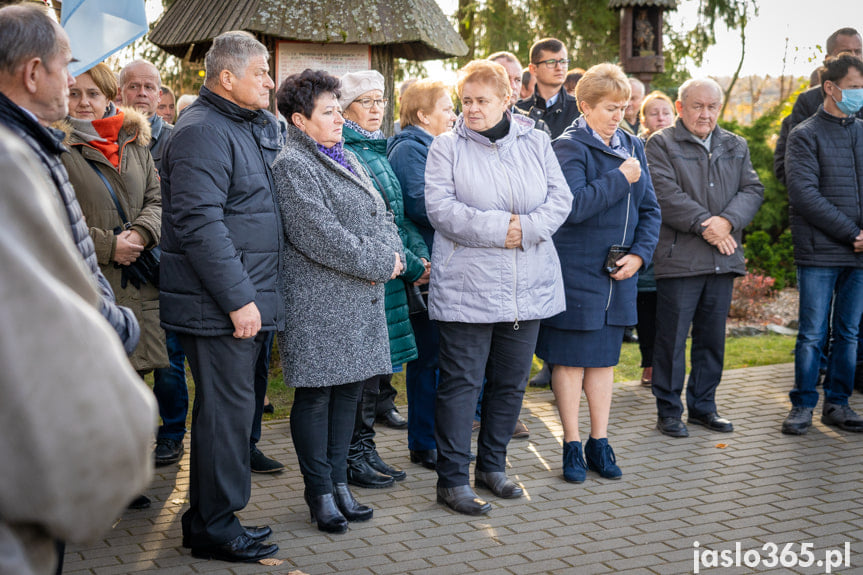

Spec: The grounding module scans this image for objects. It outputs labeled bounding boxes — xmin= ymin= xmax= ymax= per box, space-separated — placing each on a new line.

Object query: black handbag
xmin=404 ymin=281 xmax=428 ymax=315
xmin=86 ymin=158 xmax=160 ymax=290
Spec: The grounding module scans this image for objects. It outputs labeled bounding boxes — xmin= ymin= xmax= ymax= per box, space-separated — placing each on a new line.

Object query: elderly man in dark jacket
xmin=781 ymin=53 xmax=863 ymax=436
xmin=0 ymin=5 xmax=139 ymax=354
xmin=645 ymin=78 xmax=764 ymax=438
xmin=160 ymin=31 xmax=283 ymax=563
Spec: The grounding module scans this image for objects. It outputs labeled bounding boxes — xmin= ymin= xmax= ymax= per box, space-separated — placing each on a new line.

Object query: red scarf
xmin=88 ymin=110 xmax=124 ymax=168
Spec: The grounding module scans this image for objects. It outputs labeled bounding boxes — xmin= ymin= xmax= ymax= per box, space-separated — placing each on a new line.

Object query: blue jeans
xmin=791 ymin=266 xmax=863 ymax=408
xmin=152 ymin=330 xmax=188 ymax=441
xmin=406 ymin=310 xmax=439 ymax=451
xmin=250 ymin=331 xmax=275 ymax=447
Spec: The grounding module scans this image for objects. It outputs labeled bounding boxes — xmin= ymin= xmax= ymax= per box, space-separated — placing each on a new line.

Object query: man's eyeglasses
xmin=534 ymin=59 xmax=569 ymax=69
xmin=355 ymin=98 xmax=389 ymax=109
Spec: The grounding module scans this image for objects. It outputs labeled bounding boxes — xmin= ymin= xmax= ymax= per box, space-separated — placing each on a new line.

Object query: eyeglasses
xmin=534 ymin=58 xmax=569 ymax=69
xmin=355 ymin=98 xmax=388 ymax=109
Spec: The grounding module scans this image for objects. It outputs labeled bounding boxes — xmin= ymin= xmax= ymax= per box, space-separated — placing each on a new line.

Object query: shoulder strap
xmin=84 ymin=157 xmax=130 ymax=228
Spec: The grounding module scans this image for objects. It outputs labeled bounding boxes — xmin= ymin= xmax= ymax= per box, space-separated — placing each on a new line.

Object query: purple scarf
xmin=317 ymin=141 xmax=355 ymax=175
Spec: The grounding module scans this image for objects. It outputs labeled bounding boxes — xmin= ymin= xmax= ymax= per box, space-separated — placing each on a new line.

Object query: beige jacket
xmin=0 ymin=125 xmax=156 ymax=575
xmin=59 ymin=108 xmax=167 ymax=371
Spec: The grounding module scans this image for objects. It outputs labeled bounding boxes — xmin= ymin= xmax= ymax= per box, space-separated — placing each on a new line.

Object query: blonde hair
xmin=575 ymin=63 xmax=631 ymax=111
xmin=456 ymin=59 xmax=510 ymax=103
xmin=639 ymin=90 xmax=674 ymax=123
xmin=79 ymin=62 xmax=118 ymax=102
xmin=399 ymin=79 xmax=449 ymax=128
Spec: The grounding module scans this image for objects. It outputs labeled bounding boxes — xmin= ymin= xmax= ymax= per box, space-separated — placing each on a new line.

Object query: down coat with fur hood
xmin=61 ymin=107 xmax=167 ymax=372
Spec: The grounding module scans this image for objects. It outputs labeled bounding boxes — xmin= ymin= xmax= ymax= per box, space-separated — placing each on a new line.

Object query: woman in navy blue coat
xmin=540 ymin=63 xmax=660 ymax=484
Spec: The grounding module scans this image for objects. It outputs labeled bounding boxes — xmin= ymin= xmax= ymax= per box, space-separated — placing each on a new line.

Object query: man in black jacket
xmin=774 ymin=28 xmax=862 ymax=184
xmin=160 ymin=31 xmax=283 ymax=563
xmin=781 ymin=53 xmax=863 ymax=436
xmin=515 ymin=37 xmax=580 ymax=139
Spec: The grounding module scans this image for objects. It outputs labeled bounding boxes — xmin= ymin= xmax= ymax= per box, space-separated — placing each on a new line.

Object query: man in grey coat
xmin=645 ymin=78 xmax=764 ymax=438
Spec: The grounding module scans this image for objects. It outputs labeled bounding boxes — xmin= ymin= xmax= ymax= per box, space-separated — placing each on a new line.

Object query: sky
xmin=434 ymin=0 xmax=859 ymax=79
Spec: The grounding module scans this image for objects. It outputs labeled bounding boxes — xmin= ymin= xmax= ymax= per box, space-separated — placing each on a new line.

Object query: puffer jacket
xmin=0 ymin=91 xmax=140 ymax=354
xmin=515 ymin=86 xmax=581 ymax=139
xmin=61 ymin=107 xmax=167 ymax=372
xmin=645 ymin=117 xmax=764 ymax=279
xmin=344 ymin=125 xmax=429 ymax=365
xmin=159 ymin=86 xmax=285 ymax=336
xmin=786 ymin=107 xmax=863 ymax=267
xmin=273 ymin=125 xmax=404 ymax=388
xmin=424 ymin=112 xmax=572 ymax=324
xmin=387 ymin=124 xmax=436 ymax=250
xmin=546 ymin=117 xmax=661 ymax=330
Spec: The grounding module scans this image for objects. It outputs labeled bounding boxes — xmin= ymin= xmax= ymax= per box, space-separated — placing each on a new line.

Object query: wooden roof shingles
xmin=150 ymin=0 xmax=467 ymax=61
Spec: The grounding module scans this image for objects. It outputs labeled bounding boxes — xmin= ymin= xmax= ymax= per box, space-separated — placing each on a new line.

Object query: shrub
xmin=744 ymin=229 xmax=795 ymax=289
xmin=729 ymin=273 xmax=776 ymax=320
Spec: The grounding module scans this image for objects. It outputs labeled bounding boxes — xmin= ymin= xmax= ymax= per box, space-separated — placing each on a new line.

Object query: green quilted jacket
xmin=344 ymin=126 xmax=430 ymax=365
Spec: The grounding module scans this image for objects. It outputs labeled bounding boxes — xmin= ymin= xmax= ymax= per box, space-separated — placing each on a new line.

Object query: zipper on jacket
xmin=494 ymin=142 xmax=520 ymax=329
xmin=605 ymin=277 xmax=613 ymax=311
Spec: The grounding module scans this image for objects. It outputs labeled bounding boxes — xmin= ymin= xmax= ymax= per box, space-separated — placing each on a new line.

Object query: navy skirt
xmin=536 ymin=323 xmax=625 ymax=368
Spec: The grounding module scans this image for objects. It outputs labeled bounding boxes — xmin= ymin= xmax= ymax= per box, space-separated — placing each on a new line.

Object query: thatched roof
xmin=608 ymin=0 xmax=678 ymax=8
xmin=149 ymin=0 xmax=468 ymax=61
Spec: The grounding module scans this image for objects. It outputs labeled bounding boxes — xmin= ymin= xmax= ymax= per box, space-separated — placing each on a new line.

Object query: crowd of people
xmin=1 ymin=3 xmax=863 ymax=571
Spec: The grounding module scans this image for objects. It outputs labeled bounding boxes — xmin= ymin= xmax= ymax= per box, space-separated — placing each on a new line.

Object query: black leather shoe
xmin=333 ymin=483 xmax=373 ymax=522
xmin=366 ymin=449 xmax=406 ymax=481
xmin=377 ymin=408 xmax=408 ymax=429
xmin=347 ymin=458 xmax=395 ymax=489
xmin=305 ymin=492 xmax=348 ymax=534
xmin=154 ymin=438 xmax=184 ymax=466
xmin=410 ymin=449 xmax=437 ymax=470
xmin=436 ymin=485 xmax=491 ymax=515
xmin=657 ymin=417 xmax=689 ymax=437
xmin=127 ymin=495 xmax=151 ymax=510
xmin=190 ymin=533 xmax=278 ymax=562
xmin=250 ymin=447 xmax=285 ymax=474
xmin=475 ymin=470 xmax=523 ymax=499
xmin=183 ymin=525 xmax=272 ymax=549
xmin=688 ymin=412 xmax=734 ymax=432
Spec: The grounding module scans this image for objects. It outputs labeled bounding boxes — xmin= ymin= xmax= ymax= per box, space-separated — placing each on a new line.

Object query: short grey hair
xmin=0 ymin=4 xmax=63 ymax=76
xmin=678 ymin=77 xmax=723 ymax=105
xmin=119 ymin=59 xmax=161 ymax=89
xmin=488 ymin=51 xmax=522 ymax=69
xmin=628 ymin=77 xmax=645 ymax=95
xmin=204 ymin=31 xmax=268 ymax=87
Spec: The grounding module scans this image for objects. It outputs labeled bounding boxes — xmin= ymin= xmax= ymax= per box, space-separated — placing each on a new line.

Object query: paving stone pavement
xmin=64 ymin=362 xmax=863 ymax=574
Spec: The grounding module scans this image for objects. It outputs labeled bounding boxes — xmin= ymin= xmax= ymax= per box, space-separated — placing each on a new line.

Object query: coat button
xmin=371 ymin=210 xmax=377 ymax=216
xmin=372 ymin=298 xmax=379 ymax=304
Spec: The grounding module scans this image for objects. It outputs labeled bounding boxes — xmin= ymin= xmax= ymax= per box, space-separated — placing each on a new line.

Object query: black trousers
xmin=435 ymin=320 xmax=539 ymax=488
xmin=636 ymin=291 xmax=657 ymax=368
xmin=291 ymin=378 xmax=366 ymax=497
xmin=652 ymin=275 xmax=734 ymax=419
xmin=178 ymin=331 xmax=271 ymax=547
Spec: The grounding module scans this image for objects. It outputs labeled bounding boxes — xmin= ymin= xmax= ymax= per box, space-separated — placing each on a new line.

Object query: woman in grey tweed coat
xmin=273 ymin=70 xmax=404 ymax=534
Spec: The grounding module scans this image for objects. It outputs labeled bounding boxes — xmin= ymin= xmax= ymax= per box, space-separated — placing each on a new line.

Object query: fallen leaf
xmin=715 ymin=443 xmax=727 ymax=449
xmin=287 ymin=571 xmax=309 ymax=575
xmin=258 ymin=557 xmax=284 ymax=566
xmin=170 ymin=498 xmax=186 ymax=505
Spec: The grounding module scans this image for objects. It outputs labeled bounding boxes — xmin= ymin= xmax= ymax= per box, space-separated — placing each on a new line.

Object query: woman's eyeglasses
xmin=356 ymin=98 xmax=389 ymax=109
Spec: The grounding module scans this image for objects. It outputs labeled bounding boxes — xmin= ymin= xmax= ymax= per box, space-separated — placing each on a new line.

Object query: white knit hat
xmin=338 ymin=70 xmax=385 ymax=110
